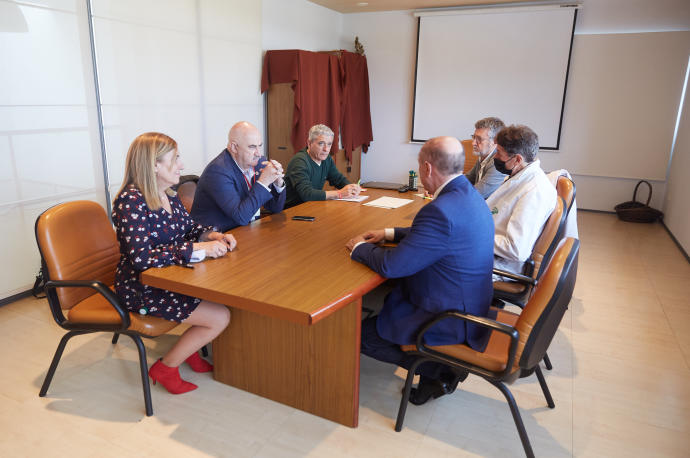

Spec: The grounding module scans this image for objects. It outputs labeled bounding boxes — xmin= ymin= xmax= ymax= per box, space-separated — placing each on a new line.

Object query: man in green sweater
xmin=285 ymin=124 xmax=361 ymax=208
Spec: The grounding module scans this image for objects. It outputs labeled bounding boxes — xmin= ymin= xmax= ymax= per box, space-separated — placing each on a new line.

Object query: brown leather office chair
xmin=461 ymin=139 xmax=477 ymax=175
xmin=396 ymin=238 xmax=579 ymax=458
xmin=174 ymin=174 xmax=199 ymax=213
xmin=493 ymin=197 xmax=566 ymax=370
xmin=493 ymin=197 xmax=566 ymax=308
xmin=35 ymin=200 xmax=179 ymax=416
xmin=556 ymin=175 xmax=576 ymax=215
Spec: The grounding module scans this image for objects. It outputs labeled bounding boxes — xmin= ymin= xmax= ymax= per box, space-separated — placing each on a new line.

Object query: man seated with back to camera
xmin=345 ymin=136 xmax=495 ymax=405
xmin=486 ymin=124 xmax=557 ymax=276
xmin=284 ymin=124 xmax=361 ymax=208
xmin=191 ymin=121 xmax=286 ymax=232
xmin=465 ymin=116 xmax=507 ymax=199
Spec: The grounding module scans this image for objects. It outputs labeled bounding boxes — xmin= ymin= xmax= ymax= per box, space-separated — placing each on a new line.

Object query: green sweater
xmin=285 ymin=149 xmax=350 ymax=208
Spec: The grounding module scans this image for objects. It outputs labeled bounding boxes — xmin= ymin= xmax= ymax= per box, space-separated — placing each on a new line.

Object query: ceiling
xmin=307 ymin=0 xmax=522 ymax=14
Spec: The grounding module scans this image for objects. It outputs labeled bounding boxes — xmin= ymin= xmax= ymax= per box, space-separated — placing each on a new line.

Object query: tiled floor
xmin=1 ymin=211 xmax=689 ymax=457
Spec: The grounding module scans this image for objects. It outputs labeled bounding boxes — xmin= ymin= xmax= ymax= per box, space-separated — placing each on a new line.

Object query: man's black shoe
xmin=408 ymin=378 xmax=450 ymax=406
xmin=406 ymin=370 xmax=469 ymax=406
xmin=441 ymin=369 xmax=469 ymax=395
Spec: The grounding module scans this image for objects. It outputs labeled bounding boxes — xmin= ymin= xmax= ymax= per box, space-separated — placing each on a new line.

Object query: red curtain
xmin=261 ymin=49 xmax=373 ymax=160
xmin=340 ymin=50 xmax=373 ymax=159
xmin=261 ymin=50 xmax=342 ymax=153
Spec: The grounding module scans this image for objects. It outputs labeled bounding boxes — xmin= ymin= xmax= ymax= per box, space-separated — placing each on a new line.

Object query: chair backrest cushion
xmin=461 ymin=139 xmax=477 ymax=175
xmin=174 ymin=174 xmax=199 ymax=214
xmin=531 ymin=197 xmax=566 ymax=279
xmin=556 ymin=176 xmax=575 ymax=214
xmin=177 ymin=180 xmax=197 ymax=214
xmin=35 ymin=200 xmax=120 ymax=309
xmin=513 ymin=237 xmax=579 ymax=370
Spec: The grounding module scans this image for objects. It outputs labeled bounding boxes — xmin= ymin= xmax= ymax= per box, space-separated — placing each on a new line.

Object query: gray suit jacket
xmin=465 ymin=150 xmax=506 ymax=199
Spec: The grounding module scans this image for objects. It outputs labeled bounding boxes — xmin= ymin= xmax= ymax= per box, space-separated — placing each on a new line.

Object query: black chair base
xmin=40 ymin=330 xmax=153 ymax=416
xmin=395 ymin=358 xmax=555 ymax=458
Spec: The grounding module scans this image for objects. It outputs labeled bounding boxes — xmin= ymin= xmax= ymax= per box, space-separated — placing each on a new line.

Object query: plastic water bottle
xmin=409 ymin=170 xmax=418 ymax=191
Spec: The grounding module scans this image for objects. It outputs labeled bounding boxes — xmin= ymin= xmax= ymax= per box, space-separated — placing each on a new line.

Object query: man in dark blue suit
xmin=191 ymin=121 xmax=286 ymax=232
xmin=346 ymin=136 xmax=495 ymax=405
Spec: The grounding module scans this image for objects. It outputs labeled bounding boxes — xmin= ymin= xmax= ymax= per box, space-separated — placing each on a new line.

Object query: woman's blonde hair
xmin=116 ymin=132 xmax=178 ymax=210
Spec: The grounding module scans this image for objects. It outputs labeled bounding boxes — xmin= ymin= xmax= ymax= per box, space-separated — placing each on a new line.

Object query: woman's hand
xmin=201 ymin=231 xmax=237 ymax=251
xmin=193 ymin=240 xmax=229 ymax=258
xmin=207 ymin=232 xmax=237 ymax=251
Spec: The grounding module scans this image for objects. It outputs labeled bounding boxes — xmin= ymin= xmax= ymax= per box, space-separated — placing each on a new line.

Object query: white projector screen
xmin=412 ymin=7 xmax=577 ymax=149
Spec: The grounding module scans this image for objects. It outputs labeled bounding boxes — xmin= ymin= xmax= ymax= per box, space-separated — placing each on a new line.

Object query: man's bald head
xmin=419 ymin=136 xmax=465 ymax=176
xmin=228 ymin=121 xmax=258 ymax=145
xmin=227 ymin=121 xmax=263 ymax=170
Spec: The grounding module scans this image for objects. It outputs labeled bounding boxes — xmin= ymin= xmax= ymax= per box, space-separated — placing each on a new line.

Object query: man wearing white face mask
xmin=486 ymin=124 xmax=557 ymax=275
xmin=465 ymin=116 xmax=507 ymax=199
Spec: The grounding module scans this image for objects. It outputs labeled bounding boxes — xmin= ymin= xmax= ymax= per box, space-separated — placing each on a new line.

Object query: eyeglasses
xmin=471 ymin=134 xmax=488 ymax=143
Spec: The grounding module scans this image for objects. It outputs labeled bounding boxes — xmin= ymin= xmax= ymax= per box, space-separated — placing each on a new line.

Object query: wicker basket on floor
xmin=614 ymin=180 xmax=663 ymax=223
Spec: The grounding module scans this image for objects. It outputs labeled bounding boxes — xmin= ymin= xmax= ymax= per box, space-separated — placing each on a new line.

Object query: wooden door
xmin=266 ymin=83 xmax=295 ymax=168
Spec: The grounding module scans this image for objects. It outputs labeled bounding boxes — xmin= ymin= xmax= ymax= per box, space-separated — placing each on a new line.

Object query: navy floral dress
xmin=112 ymin=186 xmax=212 ymax=322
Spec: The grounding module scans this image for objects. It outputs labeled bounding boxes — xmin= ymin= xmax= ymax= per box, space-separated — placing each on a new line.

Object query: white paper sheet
xmin=335 ymin=195 xmax=369 ymax=202
xmin=189 ymin=249 xmax=206 ymax=263
xmin=363 ymin=196 xmax=413 ymax=209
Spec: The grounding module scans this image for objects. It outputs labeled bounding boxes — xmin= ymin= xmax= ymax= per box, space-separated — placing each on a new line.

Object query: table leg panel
xmin=213 ymin=299 xmax=361 ymax=427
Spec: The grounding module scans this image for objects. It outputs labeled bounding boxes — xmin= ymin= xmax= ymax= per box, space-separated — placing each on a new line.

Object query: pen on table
xmin=181 ymin=263 xmax=195 ymax=269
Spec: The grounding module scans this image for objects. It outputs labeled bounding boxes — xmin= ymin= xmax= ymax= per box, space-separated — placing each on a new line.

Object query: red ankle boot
xmin=185 ymin=351 xmax=213 ymax=373
xmin=149 ymin=359 xmax=197 ymax=394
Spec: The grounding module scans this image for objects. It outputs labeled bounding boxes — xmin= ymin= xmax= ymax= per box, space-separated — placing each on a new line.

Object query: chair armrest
xmin=414 ymin=310 xmax=519 ymax=380
xmin=45 ymin=280 xmax=131 ymax=331
xmin=492 ymin=268 xmax=537 ymax=286
xmin=522 ymin=259 xmax=535 ymax=277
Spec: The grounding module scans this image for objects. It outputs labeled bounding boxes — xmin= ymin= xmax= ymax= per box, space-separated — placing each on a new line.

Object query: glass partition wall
xmin=0 ymin=1 xmax=105 ymax=299
xmin=0 ymin=0 xmax=263 ymax=300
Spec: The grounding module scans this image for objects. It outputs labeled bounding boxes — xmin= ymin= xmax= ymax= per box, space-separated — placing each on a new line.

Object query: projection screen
xmin=411 ymin=5 xmax=578 ymax=149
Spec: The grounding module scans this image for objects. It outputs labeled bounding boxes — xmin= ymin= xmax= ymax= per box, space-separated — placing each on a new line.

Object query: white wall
xmin=92 ymin=0 xmax=264 ymax=192
xmin=575 ymin=0 xmax=690 ymax=34
xmin=538 ymin=29 xmax=689 ymax=211
xmin=341 ymin=11 xmax=420 ymax=183
xmin=262 ymin=0 xmax=343 ymax=51
xmin=342 ymin=0 xmax=690 ymax=211
xmin=663 ymin=58 xmax=690 ymax=254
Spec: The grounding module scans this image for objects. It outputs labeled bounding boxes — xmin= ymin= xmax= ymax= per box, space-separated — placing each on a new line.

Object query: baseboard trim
xmin=579 ymin=208 xmax=616 ymax=214
xmin=661 ymin=221 xmax=690 ymax=264
xmin=0 ymin=289 xmax=33 ymax=307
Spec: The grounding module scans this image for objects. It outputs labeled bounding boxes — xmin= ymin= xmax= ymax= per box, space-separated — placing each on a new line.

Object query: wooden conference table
xmin=141 ymin=189 xmax=428 ymax=427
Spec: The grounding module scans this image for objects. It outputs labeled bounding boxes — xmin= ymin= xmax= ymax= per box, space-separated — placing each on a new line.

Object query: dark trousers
xmin=360 ymin=316 xmax=456 ymax=382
